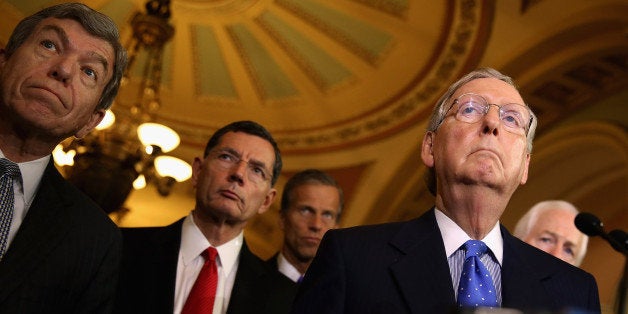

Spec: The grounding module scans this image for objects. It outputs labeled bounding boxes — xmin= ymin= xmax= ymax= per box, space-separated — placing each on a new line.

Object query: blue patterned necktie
xmin=0 ymin=158 xmax=20 ymax=260
xmin=457 ymin=240 xmax=498 ymax=308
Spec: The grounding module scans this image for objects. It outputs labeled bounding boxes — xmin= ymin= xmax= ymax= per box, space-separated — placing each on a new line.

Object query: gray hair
xmin=423 ymin=68 xmax=537 ymax=195
xmin=513 ymin=200 xmax=589 ymax=266
xmin=4 ymin=2 xmax=127 ymax=111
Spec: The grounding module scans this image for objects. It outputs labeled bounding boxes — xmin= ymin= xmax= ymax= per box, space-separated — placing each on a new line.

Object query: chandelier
xmin=53 ymin=0 xmax=191 ymax=214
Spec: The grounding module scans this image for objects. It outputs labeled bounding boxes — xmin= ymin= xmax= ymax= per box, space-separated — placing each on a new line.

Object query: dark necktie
xmin=182 ymin=247 xmax=219 ymax=314
xmin=0 ymin=158 xmax=20 ymax=260
xmin=457 ymin=240 xmax=498 ymax=308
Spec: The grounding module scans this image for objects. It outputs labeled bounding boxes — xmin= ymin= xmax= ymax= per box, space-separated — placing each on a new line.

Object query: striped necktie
xmin=0 ymin=158 xmax=21 ymax=260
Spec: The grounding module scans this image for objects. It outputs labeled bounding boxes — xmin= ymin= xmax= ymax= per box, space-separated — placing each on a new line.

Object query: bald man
xmin=514 ymin=200 xmax=588 ymax=266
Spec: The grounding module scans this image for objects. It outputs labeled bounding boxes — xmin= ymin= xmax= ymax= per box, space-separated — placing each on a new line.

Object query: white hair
xmin=514 ymin=200 xmax=589 ymax=266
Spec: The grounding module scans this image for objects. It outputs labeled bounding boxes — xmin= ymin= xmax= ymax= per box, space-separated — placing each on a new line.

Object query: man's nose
xmin=49 ymin=57 xmax=75 ymax=84
xmin=228 ymin=160 xmax=247 ymax=183
xmin=481 ymin=106 xmax=501 ymax=136
xmin=309 ymin=214 xmax=323 ymax=231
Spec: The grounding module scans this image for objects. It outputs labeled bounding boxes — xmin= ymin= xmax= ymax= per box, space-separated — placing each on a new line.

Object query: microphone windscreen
xmin=574 ymin=212 xmax=604 ymax=236
xmin=609 ymin=229 xmax=628 ymax=250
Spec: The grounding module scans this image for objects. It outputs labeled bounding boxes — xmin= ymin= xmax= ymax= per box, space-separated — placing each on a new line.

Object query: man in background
xmin=115 ymin=120 xmax=294 ymax=314
xmin=0 ymin=3 xmax=126 ymax=313
xmin=514 ymin=200 xmax=588 ymax=266
xmin=268 ymin=169 xmax=343 ymax=283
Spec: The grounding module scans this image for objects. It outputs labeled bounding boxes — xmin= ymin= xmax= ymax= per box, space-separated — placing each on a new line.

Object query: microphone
xmin=575 ymin=212 xmax=627 ymax=256
xmin=610 ymin=229 xmax=628 ymax=252
xmin=574 ymin=212 xmax=604 ymax=237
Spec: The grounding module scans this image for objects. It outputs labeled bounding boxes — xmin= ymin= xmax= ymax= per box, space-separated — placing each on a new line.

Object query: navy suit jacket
xmin=291 ymin=208 xmax=600 ymax=314
xmin=115 ymin=218 xmax=295 ymax=314
xmin=0 ymin=159 xmax=122 ymax=314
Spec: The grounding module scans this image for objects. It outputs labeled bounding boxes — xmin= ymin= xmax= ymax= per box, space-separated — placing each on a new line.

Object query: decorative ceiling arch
xmin=101 ymin=0 xmax=495 ymax=153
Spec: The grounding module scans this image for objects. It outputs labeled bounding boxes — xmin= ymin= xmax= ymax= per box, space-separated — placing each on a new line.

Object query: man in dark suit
xmin=0 ymin=3 xmax=126 ymax=313
xmin=291 ymin=68 xmax=601 ymax=313
xmin=265 ymin=169 xmax=343 ymax=308
xmin=115 ymin=120 xmax=294 ymax=314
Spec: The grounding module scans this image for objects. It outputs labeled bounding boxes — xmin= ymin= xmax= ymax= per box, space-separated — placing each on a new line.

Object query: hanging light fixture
xmin=53 ymin=0 xmax=191 ymax=214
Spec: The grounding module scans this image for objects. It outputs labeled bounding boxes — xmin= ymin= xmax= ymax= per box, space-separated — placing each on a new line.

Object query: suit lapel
xmin=149 ymin=220 xmax=183 ymax=310
xmin=227 ymin=241 xmax=268 ymax=314
xmin=500 ymin=226 xmax=554 ymax=309
xmin=388 ymin=209 xmax=456 ymax=313
xmin=0 ymin=161 xmax=73 ymax=303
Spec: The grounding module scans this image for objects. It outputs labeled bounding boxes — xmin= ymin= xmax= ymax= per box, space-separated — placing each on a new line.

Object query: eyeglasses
xmin=442 ymin=93 xmax=533 ymax=135
xmin=208 ymin=149 xmax=273 ymax=184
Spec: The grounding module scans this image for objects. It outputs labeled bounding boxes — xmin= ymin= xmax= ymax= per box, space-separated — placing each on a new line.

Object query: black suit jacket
xmin=115 ymin=218 xmax=295 ymax=314
xmin=291 ymin=208 xmax=601 ymax=314
xmin=264 ymin=253 xmax=300 ymax=309
xmin=0 ymin=159 xmax=122 ymax=314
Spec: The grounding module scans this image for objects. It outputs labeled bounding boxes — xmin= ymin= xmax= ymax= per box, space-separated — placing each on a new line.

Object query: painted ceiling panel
xmin=257 ymin=11 xmax=353 ymax=92
xmin=276 ymin=0 xmax=393 ymax=65
xmin=227 ymin=23 xmax=298 ymax=100
xmin=192 ymin=24 xmax=237 ymax=98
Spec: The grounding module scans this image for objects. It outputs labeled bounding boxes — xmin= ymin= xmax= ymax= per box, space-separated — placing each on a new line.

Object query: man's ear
xmin=520 ymin=153 xmax=530 ymax=185
xmin=191 ymin=157 xmax=204 ymax=188
xmin=75 ymin=109 xmax=105 ymax=138
xmin=257 ymin=188 xmax=277 ymax=215
xmin=420 ymin=132 xmax=435 ymax=168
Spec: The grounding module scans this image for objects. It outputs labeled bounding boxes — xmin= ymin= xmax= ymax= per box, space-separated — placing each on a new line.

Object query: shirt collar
xmin=180 ymin=213 xmax=243 ymax=275
xmin=434 ymin=207 xmax=504 ymax=265
xmin=0 ymin=150 xmax=49 ymax=208
xmin=277 ymin=252 xmax=303 ymax=282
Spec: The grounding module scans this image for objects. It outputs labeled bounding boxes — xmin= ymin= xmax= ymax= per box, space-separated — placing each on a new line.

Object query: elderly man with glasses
xmin=290 ymin=68 xmax=600 ymax=314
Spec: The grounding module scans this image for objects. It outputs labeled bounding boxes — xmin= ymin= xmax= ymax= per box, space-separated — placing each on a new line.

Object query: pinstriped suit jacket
xmin=0 ymin=159 xmax=122 ymax=314
xmin=291 ymin=208 xmax=601 ymax=314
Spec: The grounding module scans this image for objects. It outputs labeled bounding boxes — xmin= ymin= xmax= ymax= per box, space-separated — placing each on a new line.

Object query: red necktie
xmin=182 ymin=247 xmax=219 ymax=314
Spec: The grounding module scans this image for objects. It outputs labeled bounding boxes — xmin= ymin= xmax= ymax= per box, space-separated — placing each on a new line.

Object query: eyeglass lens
xmin=454 ymin=94 xmax=530 ymax=134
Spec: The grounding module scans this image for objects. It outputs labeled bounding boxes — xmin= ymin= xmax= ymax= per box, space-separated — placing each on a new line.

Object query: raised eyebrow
xmin=218 ymin=147 xmax=239 ymax=156
xmin=86 ymin=51 xmax=109 ymax=76
xmin=40 ymin=24 xmax=69 ymax=47
xmin=219 ymin=147 xmax=269 ymax=169
xmin=40 ymin=24 xmax=109 ymax=76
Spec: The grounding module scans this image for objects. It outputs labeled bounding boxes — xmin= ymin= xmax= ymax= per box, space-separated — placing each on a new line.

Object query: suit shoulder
xmin=507 ymin=234 xmax=596 ymax=281
xmin=328 ymin=219 xmax=415 ymax=239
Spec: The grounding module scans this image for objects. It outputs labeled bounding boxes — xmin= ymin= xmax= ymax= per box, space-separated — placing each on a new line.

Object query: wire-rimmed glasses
xmin=442 ymin=93 xmax=533 ymax=135
xmin=208 ymin=149 xmax=272 ymax=184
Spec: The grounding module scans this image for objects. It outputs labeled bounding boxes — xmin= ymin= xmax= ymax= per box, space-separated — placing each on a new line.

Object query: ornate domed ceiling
xmin=106 ymin=0 xmax=492 ymax=153
xmin=1 ymin=0 xmax=627 ymax=309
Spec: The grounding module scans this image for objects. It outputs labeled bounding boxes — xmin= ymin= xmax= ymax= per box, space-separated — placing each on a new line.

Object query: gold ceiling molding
xmin=273 ymin=0 xmax=493 ymax=153
xmin=119 ymin=0 xmax=495 ymax=154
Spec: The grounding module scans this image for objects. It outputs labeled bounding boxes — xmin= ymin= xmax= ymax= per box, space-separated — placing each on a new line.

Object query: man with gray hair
xmin=514 ymin=200 xmax=589 ymax=266
xmin=291 ymin=68 xmax=600 ymax=313
xmin=0 ymin=2 xmax=126 ymax=313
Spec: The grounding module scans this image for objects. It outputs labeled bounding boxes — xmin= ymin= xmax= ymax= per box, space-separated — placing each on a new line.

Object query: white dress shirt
xmin=0 ymin=151 xmax=48 ymax=248
xmin=277 ymin=252 xmax=303 ymax=283
xmin=434 ymin=208 xmax=503 ymax=305
xmin=174 ymin=213 xmax=242 ymax=314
